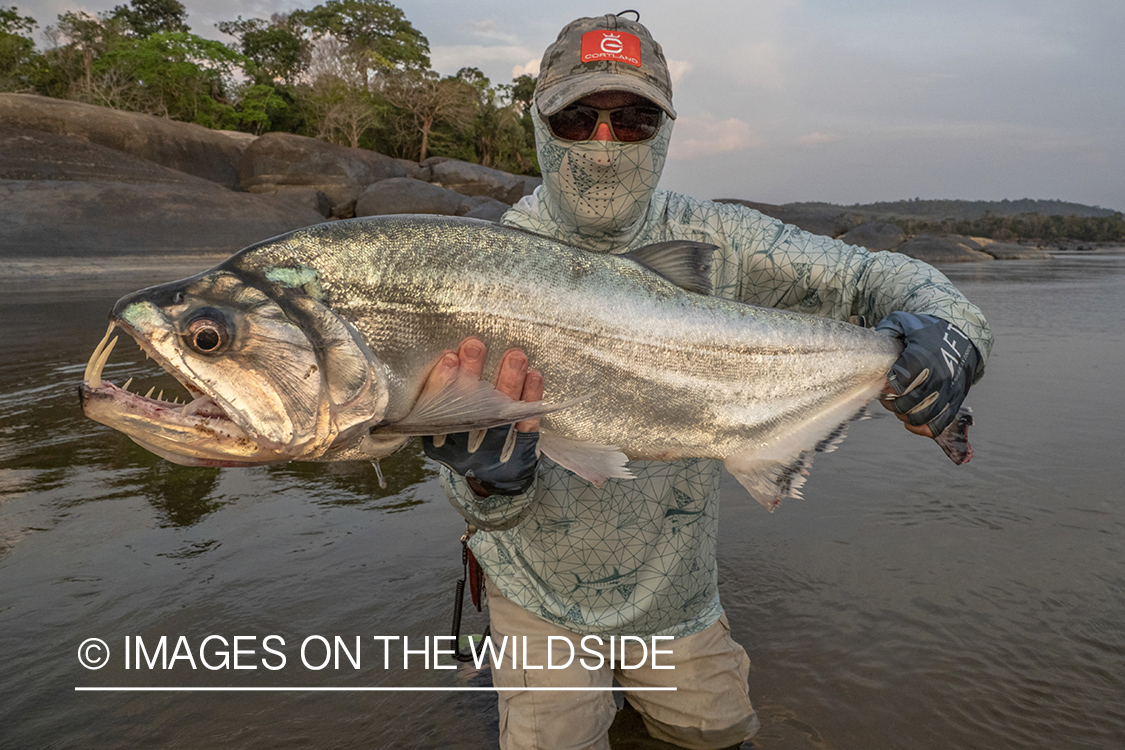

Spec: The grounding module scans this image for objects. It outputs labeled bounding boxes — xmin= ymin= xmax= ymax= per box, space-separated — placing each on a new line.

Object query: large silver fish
xmin=79 ymin=215 xmax=971 ymax=509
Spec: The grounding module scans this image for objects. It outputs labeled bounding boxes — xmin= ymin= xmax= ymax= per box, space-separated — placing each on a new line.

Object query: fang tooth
xmin=83 ymin=323 xmax=115 ymax=383
xmin=145 ymin=387 xmax=155 ymax=399
xmin=158 ymin=390 xmax=164 ymax=401
xmin=123 ymin=377 xmax=133 ymax=390
xmin=88 ymin=335 xmax=118 ymax=389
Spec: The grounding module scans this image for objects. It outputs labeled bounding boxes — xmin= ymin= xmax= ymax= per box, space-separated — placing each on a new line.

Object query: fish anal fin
xmin=538 ymin=432 xmax=633 ymax=487
xmin=725 ymin=453 xmax=814 ymax=512
xmin=723 ymin=388 xmax=878 ymax=511
xmin=624 ymin=241 xmax=717 ymax=296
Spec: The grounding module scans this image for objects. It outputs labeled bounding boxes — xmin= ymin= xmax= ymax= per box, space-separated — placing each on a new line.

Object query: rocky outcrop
xmin=968 ymin=237 xmax=1053 ymax=260
xmin=838 ymin=222 xmax=907 ymax=253
xmin=894 ymin=234 xmax=995 ymax=263
xmin=713 ymin=199 xmax=855 ymax=237
xmin=1 ymin=95 xmax=552 ymax=256
xmin=1 ymin=179 xmax=325 ymax=256
xmin=239 ymin=132 xmax=428 ymax=210
xmin=0 ymin=127 xmax=221 ymax=187
xmin=0 ymin=93 xmax=248 ymax=189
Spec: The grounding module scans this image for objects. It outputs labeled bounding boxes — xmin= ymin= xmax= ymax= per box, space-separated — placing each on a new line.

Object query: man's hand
xmin=875 ymin=312 xmax=980 ymax=438
xmin=421 ymin=338 xmax=543 ymax=496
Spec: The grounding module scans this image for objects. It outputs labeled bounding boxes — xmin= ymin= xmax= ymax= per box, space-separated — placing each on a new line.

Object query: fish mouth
xmin=79 ymin=322 xmax=287 ymax=467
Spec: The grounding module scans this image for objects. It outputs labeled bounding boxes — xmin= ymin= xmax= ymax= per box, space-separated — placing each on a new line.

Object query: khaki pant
xmin=486 ymin=579 xmax=760 ymax=750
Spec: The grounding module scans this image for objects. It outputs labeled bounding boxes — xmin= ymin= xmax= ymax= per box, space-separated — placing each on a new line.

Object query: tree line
xmin=0 ymin=0 xmax=539 ymax=173
xmin=896 ymin=212 xmax=1125 ymax=244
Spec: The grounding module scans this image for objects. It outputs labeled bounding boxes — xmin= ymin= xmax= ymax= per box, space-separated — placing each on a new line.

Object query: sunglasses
xmin=545 ymin=104 xmax=664 ymax=143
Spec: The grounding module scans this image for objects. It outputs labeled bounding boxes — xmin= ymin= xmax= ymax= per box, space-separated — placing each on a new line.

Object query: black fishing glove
xmin=875 ymin=312 xmax=980 ymax=436
xmin=422 ymin=427 xmax=539 ymax=496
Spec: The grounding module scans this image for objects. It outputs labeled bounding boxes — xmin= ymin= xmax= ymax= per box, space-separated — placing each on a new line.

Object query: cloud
xmin=429 ymin=44 xmax=538 ymax=78
xmin=512 ymin=58 xmax=540 ymax=79
xmin=795 ymin=132 xmax=842 ymax=147
xmin=463 ymin=19 xmax=521 ymax=46
xmin=668 ymin=114 xmax=762 ymax=160
xmin=666 ymin=58 xmax=692 ymax=86
xmin=728 ymin=40 xmax=787 ymax=91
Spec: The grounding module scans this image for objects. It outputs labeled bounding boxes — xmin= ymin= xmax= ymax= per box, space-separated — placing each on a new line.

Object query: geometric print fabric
xmin=440 ymin=187 xmax=994 ymax=639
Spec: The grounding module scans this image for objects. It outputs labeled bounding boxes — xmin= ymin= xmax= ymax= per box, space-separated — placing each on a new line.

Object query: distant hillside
xmin=785 ymin=198 xmax=1119 ymax=221
xmin=713 ymin=197 xmax=1125 ymax=244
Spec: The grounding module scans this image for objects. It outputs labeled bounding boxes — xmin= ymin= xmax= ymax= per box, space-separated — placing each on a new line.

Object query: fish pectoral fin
xmin=373 ymin=373 xmax=588 ymax=436
xmin=724 ymin=388 xmax=877 ymax=511
xmin=537 ymin=432 xmax=633 ymax=488
xmin=624 ymin=240 xmax=717 ymax=296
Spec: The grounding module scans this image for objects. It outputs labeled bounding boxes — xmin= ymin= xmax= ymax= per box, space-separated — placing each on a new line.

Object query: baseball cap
xmin=535 ymin=12 xmax=676 ymax=119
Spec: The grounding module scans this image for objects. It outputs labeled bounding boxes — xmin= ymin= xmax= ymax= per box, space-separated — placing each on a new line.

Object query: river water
xmin=1 ymin=251 xmax=1122 ymax=749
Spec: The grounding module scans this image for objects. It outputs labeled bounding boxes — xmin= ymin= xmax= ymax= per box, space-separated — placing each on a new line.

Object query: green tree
xmin=217 ymin=14 xmax=309 ymax=85
xmin=305 ymin=74 xmax=384 ymax=147
xmin=50 ymin=11 xmax=127 ymax=89
xmin=0 ymin=5 xmax=38 ymax=91
xmin=292 ymin=0 xmax=428 ymax=88
xmin=510 ymin=73 xmax=535 ymax=116
xmin=112 ymin=0 xmax=189 ymax=37
xmin=380 ymin=69 xmax=477 ymax=162
xmin=231 ymin=82 xmax=289 ymax=134
xmin=455 ymin=69 xmax=535 ymax=173
xmin=93 ymin=31 xmax=248 ymax=126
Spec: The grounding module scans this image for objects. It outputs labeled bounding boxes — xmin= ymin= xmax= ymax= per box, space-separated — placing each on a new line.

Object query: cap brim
xmin=537 ymin=73 xmax=676 ymax=119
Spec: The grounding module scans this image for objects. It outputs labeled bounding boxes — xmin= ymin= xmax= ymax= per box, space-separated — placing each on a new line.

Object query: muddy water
xmin=1 ymin=252 xmax=1122 ymax=749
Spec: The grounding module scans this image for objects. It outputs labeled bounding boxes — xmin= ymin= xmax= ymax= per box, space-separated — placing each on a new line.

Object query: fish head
xmin=80 ymin=265 xmax=390 ymax=467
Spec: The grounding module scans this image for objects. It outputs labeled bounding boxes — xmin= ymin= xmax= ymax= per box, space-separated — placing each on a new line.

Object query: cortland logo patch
xmin=581 ymin=30 xmax=642 ymax=67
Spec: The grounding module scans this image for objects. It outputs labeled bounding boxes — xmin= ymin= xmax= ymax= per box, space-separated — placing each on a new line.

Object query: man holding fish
xmin=421 ymin=11 xmax=991 ymax=750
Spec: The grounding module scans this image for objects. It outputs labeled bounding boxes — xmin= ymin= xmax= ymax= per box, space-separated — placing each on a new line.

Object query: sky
xmin=16 ymin=0 xmax=1125 ymax=211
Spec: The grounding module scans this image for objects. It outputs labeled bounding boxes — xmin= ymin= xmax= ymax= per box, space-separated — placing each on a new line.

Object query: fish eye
xmin=184 ymin=309 xmax=231 ymax=355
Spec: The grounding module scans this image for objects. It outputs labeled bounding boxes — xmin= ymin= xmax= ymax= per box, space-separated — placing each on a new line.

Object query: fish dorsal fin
xmin=723 ymin=386 xmax=880 ymax=511
xmin=624 ymin=241 xmax=716 ymax=295
xmin=371 ymin=373 xmax=587 ymax=436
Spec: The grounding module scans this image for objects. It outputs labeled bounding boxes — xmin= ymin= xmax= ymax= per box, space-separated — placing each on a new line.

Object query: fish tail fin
xmin=934 ymin=407 xmax=973 ymax=465
xmin=723 ymin=387 xmax=878 ymax=511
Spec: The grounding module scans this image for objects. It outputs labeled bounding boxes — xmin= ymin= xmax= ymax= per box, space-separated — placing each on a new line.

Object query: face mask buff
xmin=533 ymin=108 xmax=673 ymax=243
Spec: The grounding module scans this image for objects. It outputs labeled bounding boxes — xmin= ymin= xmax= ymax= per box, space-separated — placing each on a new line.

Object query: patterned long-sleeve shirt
xmin=439 ymin=189 xmax=992 ymax=638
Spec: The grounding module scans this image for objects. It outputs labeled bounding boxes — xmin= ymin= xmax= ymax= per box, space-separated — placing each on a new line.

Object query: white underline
xmin=75 ymin=686 xmax=677 ymax=692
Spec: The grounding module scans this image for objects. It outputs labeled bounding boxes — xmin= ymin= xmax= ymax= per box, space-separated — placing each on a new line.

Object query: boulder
xmin=0 ymin=179 xmax=325 ymax=256
xmin=427 ymin=158 xmax=539 ymax=205
xmin=462 ymin=196 xmax=511 ymax=222
xmin=838 ymin=222 xmax=906 ymax=253
xmin=0 ymin=93 xmax=247 ymax=189
xmin=894 ymin=234 xmax=995 ymax=263
xmin=521 ymin=175 xmax=542 ymax=198
xmin=269 ymin=186 xmax=335 ymax=218
xmin=354 ymin=178 xmax=473 ymax=217
xmin=240 ymin=132 xmax=428 ymax=209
